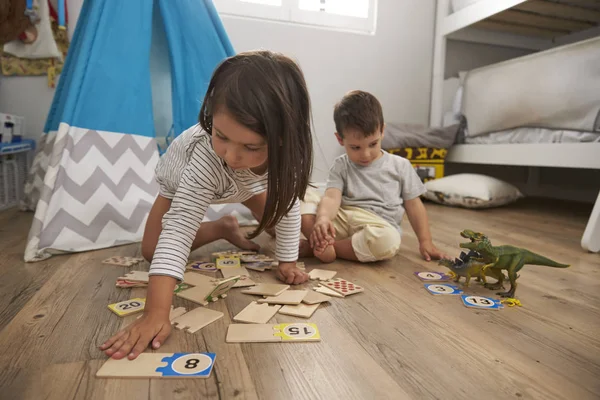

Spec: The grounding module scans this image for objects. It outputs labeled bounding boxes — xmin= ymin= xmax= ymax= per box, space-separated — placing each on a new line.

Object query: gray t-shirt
xmin=326 ymin=151 xmax=427 ymax=232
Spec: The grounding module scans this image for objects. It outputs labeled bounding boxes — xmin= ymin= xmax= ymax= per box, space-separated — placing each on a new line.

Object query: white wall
xmin=220 ymin=0 xmax=436 ymax=181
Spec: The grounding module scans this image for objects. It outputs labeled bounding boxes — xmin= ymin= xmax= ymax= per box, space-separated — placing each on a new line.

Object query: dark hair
xmin=199 ymin=50 xmax=313 ymax=239
xmin=333 ymin=90 xmax=384 ymax=138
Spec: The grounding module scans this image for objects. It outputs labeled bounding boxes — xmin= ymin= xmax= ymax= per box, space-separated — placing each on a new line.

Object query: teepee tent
xmin=22 ymin=0 xmax=240 ymax=262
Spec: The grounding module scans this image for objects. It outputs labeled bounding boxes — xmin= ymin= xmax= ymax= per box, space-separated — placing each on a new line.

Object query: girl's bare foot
xmin=298 ymin=239 xmax=313 ymax=258
xmin=220 ymin=215 xmax=260 ymax=251
xmin=314 ymin=242 xmax=336 ymax=263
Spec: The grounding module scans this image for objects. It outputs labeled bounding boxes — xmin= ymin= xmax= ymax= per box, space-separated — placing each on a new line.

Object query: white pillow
xmin=423 ymin=173 xmax=523 ymax=208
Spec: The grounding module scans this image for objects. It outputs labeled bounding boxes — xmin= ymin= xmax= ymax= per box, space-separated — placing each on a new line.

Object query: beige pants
xmin=301 ymin=189 xmax=401 ymax=262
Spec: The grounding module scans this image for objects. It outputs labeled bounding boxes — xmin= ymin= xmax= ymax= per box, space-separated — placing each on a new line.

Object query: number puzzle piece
xmin=244 ymin=262 xmax=272 ymax=272
xmin=226 ymin=323 xmax=321 ymax=343
xmin=115 ymin=279 xmax=147 ymax=288
xmin=308 ymin=269 xmax=337 ymax=281
xmin=96 ymin=352 xmax=216 ymax=378
xmin=233 ymin=301 xmax=281 ymax=324
xmin=302 ymin=290 xmax=331 ymax=304
xmin=221 ymin=266 xmax=249 ymax=279
xmin=232 ymin=276 xmax=256 ymax=288
xmin=177 ymin=275 xmax=240 ymax=306
xmin=216 ymin=256 xmax=241 ymax=269
xmin=240 ymin=254 xmax=274 ymax=263
xmin=173 ymin=283 xmax=192 ymax=293
xmin=461 ymin=295 xmax=504 ymax=310
xmin=414 ymin=271 xmax=452 ymax=282
xmin=102 ymin=256 xmax=144 ymax=267
xmin=278 ymin=303 xmax=320 ymax=318
xmin=424 ymin=283 xmax=463 ymax=295
xmin=314 ymin=285 xmax=344 ymax=298
xmin=241 ymin=283 xmax=290 ymax=297
xmin=257 ymin=290 xmax=308 ymax=305
xmin=108 ymin=298 xmax=146 ymax=317
xmin=172 ymin=307 xmax=224 ymax=333
xmin=187 ymin=261 xmax=217 ymax=272
xmin=117 ymin=271 xmax=150 ymax=283
xmin=322 ymin=278 xmax=364 ymax=297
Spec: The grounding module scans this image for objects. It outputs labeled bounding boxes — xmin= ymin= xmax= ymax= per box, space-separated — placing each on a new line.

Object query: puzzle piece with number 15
xmin=226 ymin=322 xmax=320 ymax=343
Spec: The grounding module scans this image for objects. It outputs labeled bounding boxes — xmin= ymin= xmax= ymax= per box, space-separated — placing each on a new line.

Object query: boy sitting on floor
xmin=300 ymin=90 xmax=447 ymax=263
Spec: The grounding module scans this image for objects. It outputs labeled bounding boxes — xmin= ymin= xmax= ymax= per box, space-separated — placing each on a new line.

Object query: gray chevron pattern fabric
xmin=24 ymin=126 xmax=160 ymax=262
xmin=24 ymin=125 xmax=258 ymax=262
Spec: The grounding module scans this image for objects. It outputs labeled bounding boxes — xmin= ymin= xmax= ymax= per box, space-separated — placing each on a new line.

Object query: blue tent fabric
xmin=159 ymin=0 xmax=235 ymax=137
xmin=23 ymin=0 xmax=236 ymax=262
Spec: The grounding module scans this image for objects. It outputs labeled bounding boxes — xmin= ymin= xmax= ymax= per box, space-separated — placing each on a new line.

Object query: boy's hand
xmin=310 ymin=216 xmax=335 ymax=249
xmin=100 ymin=312 xmax=172 ymax=360
xmin=277 ymin=261 xmax=309 ymax=285
xmin=419 ymin=240 xmax=448 ymax=261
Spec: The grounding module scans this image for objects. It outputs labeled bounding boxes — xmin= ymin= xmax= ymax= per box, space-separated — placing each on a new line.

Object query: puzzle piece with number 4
xmin=96 ymin=352 xmax=216 ymax=378
xmin=226 ymin=323 xmax=321 ymax=343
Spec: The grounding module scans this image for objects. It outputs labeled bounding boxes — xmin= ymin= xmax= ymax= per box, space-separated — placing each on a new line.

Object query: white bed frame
xmin=429 ymin=0 xmax=600 ymax=253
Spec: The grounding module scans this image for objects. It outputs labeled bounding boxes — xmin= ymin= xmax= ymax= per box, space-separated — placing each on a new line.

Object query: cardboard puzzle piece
xmin=278 ymin=303 xmax=320 ymax=318
xmin=172 ymin=307 xmax=224 ymax=333
xmin=302 ymin=290 xmax=331 ymax=304
xmin=177 ymin=276 xmax=240 ymax=306
xmin=212 ymin=250 xmax=256 ymax=261
xmin=183 ymin=272 xmax=216 ymax=287
xmin=226 ymin=323 xmax=321 ymax=343
xmin=257 ymin=290 xmax=308 ymax=305
xmin=116 ymin=279 xmax=147 ymax=288
xmin=322 ymin=278 xmax=364 ymax=297
xmin=108 ymin=298 xmax=146 ymax=317
xmin=308 ymin=269 xmax=337 ymax=281
xmin=117 ymin=271 xmax=150 ymax=283
xmin=174 ymin=283 xmax=192 ymax=293
xmin=187 ymin=261 xmax=217 ymax=272
xmin=233 ymin=301 xmax=281 ymax=324
xmin=240 ymin=254 xmax=274 ymax=263
xmin=136 ymin=306 xmax=188 ymax=322
xmin=244 ymin=262 xmax=272 ymax=272
xmin=102 ymin=256 xmax=145 ymax=267
xmin=461 ymin=295 xmax=504 ymax=310
xmin=314 ymin=285 xmax=344 ymax=298
xmin=221 ymin=266 xmax=249 ymax=279
xmin=414 ymin=271 xmax=452 ymax=282
xmin=232 ymin=276 xmax=256 ymax=288
xmin=424 ymin=283 xmax=463 ymax=295
xmin=216 ymin=256 xmax=241 ymax=269
xmin=242 ymin=283 xmax=290 ymax=297
xmin=96 ymin=352 xmax=216 ymax=378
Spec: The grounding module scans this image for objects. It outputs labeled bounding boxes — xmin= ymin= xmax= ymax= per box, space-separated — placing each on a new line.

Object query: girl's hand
xmin=100 ymin=312 xmax=172 ymax=360
xmin=310 ymin=217 xmax=335 ymax=249
xmin=277 ymin=261 xmax=309 ymax=285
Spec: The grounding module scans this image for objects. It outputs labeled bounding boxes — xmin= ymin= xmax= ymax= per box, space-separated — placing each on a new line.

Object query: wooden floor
xmin=0 ymin=199 xmax=599 ymax=400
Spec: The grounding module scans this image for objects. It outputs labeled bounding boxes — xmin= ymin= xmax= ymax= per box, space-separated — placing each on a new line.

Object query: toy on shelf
xmin=457 ymin=229 xmax=569 ymax=299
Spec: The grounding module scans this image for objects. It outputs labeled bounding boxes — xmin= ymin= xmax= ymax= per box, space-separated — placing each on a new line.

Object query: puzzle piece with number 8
xmin=322 ymin=278 xmax=364 ymax=296
xmin=96 ymin=352 xmax=216 ymax=378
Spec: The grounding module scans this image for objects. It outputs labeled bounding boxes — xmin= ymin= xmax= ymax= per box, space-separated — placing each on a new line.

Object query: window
xmin=214 ymin=0 xmax=377 ymax=34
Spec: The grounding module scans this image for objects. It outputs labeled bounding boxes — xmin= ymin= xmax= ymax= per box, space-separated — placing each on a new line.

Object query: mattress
xmin=461 ymin=36 xmax=600 ymax=138
xmin=463 ymin=127 xmax=600 ymax=145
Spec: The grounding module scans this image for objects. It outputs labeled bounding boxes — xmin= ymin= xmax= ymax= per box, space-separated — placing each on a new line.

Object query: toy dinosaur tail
xmin=524 ymin=252 xmax=569 ymax=268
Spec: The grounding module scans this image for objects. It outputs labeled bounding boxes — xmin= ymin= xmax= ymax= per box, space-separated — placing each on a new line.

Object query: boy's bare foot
xmin=314 ymin=243 xmax=336 ymax=263
xmin=298 ymin=239 xmax=313 ymax=258
xmin=277 ymin=261 xmax=309 ymax=284
xmin=220 ymin=215 xmax=260 ymax=251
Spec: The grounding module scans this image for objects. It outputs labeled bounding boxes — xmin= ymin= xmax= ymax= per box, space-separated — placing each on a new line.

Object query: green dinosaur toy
xmin=458 ymin=229 xmax=570 ymax=298
xmin=438 ymin=250 xmax=506 ymax=288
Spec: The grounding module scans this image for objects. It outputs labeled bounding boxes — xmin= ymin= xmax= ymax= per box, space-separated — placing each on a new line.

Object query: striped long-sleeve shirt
xmin=150 ymin=125 xmax=300 ymax=281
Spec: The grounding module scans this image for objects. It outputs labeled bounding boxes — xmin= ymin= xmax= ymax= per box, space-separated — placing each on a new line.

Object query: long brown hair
xmin=199 ymin=50 xmax=313 ymax=239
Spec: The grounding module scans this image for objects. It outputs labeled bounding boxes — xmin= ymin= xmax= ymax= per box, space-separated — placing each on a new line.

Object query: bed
xmin=429 ymin=0 xmax=600 ymax=253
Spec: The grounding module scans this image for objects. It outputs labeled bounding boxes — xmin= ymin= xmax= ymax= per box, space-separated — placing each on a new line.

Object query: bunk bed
xmin=430 ymin=0 xmax=600 ymax=253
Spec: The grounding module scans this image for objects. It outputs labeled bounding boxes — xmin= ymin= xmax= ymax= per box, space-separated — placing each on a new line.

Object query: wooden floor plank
xmin=0 ymin=198 xmax=599 ymax=400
